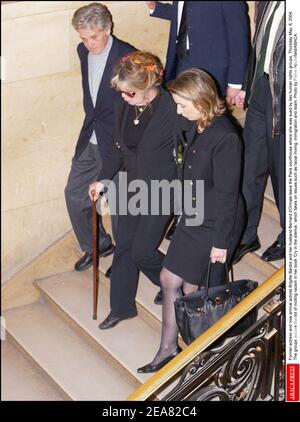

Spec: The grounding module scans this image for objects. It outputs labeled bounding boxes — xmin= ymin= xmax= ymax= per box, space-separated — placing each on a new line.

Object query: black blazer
xmin=98 ymin=88 xmax=185 ymax=200
xmin=152 ymin=1 xmax=249 ymax=92
xmin=181 ymin=115 xmax=244 ymax=249
xmin=74 ymin=36 xmax=135 ymax=160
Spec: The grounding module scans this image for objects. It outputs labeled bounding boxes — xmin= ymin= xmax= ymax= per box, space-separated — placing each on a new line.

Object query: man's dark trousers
xmin=65 ymin=142 xmax=118 ymax=253
xmin=241 ymin=74 xmax=285 ymax=245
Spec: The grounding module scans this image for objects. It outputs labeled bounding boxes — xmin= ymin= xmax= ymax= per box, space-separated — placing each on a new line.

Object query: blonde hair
xmin=168 ymin=68 xmax=226 ymax=130
xmin=111 ymin=51 xmax=164 ymax=92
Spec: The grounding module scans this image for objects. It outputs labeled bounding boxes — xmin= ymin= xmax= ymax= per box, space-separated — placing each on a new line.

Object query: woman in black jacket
xmin=89 ymin=51 xmax=186 ymax=329
xmin=138 ymin=68 xmax=246 ymax=373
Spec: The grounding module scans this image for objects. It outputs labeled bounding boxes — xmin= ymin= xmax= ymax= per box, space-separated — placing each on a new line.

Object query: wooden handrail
xmin=128 ymin=266 xmax=284 ymax=401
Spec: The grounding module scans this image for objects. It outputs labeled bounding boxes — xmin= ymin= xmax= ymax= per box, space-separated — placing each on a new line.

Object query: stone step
xmin=34 ymin=264 xmax=277 ymax=401
xmin=263 ymin=196 xmax=280 ymax=222
xmin=3 ymin=301 xmax=138 ymax=401
xmin=3 ymin=197 xmax=281 ymax=402
xmin=34 ymin=271 xmax=180 ymax=399
xmin=265 ymin=177 xmax=275 ymax=203
xmin=1 ymin=339 xmax=64 ymax=401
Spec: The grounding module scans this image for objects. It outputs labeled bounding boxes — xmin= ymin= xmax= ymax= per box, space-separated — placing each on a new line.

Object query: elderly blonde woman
xmin=89 ymin=51 xmax=187 ymax=329
xmin=138 ymin=68 xmax=246 ymax=373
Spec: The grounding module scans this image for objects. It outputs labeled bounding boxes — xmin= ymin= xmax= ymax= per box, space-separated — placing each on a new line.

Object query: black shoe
xmin=105 ymin=266 xmax=112 ymax=278
xmin=165 ymin=218 xmax=178 ymax=241
xmin=74 ymin=244 xmax=114 ymax=272
xmin=261 ymin=240 xmax=285 ymax=262
xmin=137 ymin=346 xmax=182 ymax=373
xmin=99 ymin=243 xmax=115 ymax=258
xmin=98 ymin=313 xmax=136 ymax=330
xmin=74 ymin=253 xmax=93 ymax=272
xmin=154 ymin=289 xmax=163 ymax=305
xmin=232 ymin=237 xmax=261 ymax=265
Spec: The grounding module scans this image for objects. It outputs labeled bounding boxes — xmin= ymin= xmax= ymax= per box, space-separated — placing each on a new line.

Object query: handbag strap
xmin=204 ymin=260 xmax=230 ymax=296
xmin=167 ymin=98 xmax=179 ymax=150
xmin=167 ymin=98 xmax=185 ymax=166
xmin=229 ymin=265 xmax=234 ymax=283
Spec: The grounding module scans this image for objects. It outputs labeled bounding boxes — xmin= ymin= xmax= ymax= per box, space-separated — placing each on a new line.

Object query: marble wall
xmin=2 ymin=1 xmax=254 ymax=283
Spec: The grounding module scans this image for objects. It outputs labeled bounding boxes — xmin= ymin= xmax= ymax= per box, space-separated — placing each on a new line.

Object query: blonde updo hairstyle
xmin=111 ymin=51 xmax=164 ymax=93
xmin=168 ymin=68 xmax=226 ymax=131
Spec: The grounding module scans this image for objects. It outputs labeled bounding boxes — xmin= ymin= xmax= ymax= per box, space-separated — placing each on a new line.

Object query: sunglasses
xmin=117 ymin=88 xmax=136 ymax=98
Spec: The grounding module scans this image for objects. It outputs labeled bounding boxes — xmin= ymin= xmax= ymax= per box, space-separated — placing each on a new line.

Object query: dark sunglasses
xmin=117 ymin=88 xmax=136 ymax=98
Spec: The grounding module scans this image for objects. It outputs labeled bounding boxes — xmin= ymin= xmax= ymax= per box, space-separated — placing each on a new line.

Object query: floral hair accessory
xmin=121 ymin=55 xmax=164 ymax=77
xmin=145 ymin=64 xmax=164 ymax=77
xmin=121 ymin=54 xmax=130 ymax=62
xmin=145 ymin=63 xmax=156 ymax=72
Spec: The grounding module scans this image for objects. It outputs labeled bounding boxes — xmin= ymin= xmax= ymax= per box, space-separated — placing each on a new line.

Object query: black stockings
xmin=150 ymin=267 xmax=198 ymax=365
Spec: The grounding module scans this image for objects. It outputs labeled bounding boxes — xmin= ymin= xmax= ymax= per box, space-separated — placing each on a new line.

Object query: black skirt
xmin=163 ymin=201 xmax=246 ymax=286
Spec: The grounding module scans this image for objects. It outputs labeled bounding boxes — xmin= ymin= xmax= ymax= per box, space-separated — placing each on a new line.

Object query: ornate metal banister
xmin=128 ymin=266 xmax=284 ymax=401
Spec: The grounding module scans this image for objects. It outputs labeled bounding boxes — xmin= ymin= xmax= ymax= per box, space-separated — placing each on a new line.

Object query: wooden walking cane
xmin=91 ymin=190 xmax=99 ymax=320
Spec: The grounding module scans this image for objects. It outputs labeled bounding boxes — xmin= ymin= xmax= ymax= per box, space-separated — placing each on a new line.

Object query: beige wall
xmin=1 ymin=1 xmax=254 ymax=284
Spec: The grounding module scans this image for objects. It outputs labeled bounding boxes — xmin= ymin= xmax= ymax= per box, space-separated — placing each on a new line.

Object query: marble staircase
xmin=1 ymin=176 xmax=283 ymax=400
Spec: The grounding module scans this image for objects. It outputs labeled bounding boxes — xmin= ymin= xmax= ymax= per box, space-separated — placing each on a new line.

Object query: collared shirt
xmin=88 ymin=35 xmax=113 ymax=144
xmin=177 ymin=1 xmax=190 ymax=51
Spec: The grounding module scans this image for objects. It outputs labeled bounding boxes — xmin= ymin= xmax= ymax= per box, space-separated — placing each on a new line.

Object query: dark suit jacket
xmin=152 ymin=1 xmax=249 ymax=92
xmin=243 ymin=2 xmax=284 ymax=134
xmin=182 ymin=115 xmax=244 ymax=249
xmin=74 ymin=36 xmax=135 ymax=160
xmin=98 ymin=88 xmax=183 ymax=207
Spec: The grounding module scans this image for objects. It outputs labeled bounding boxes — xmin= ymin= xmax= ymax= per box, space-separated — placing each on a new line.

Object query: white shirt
xmin=177 ymin=1 xmax=190 ymax=51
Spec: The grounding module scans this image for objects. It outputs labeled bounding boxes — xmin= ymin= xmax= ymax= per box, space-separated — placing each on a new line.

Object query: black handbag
xmin=174 ymin=261 xmax=258 ymax=345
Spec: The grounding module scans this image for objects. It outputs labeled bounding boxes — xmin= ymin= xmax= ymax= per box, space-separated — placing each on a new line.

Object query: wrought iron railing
xmin=128 ymin=266 xmax=284 ymax=401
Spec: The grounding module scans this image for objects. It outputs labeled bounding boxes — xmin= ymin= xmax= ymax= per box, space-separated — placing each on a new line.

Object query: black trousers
xmin=241 ymin=75 xmax=285 ymax=244
xmin=65 ymin=143 xmax=117 ymax=254
xmin=109 ymin=212 xmax=171 ymax=318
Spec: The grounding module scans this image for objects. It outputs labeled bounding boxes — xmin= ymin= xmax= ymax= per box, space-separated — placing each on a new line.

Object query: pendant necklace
xmin=133 ymin=104 xmax=149 ymax=126
xmin=197 ymin=126 xmax=205 ymax=134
